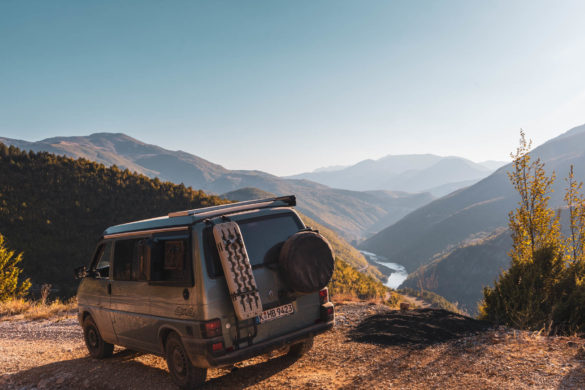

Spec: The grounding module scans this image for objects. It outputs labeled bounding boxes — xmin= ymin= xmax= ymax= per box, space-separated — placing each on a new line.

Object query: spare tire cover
xmin=279 ymin=231 xmax=335 ymax=293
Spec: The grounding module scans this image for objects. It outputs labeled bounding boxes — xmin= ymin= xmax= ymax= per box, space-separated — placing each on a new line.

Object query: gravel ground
xmin=1 ymin=303 xmax=585 ymax=389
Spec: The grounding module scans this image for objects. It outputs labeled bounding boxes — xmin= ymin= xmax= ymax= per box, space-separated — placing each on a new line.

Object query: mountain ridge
xmin=360 ymin=123 xmax=585 ymax=273
xmin=288 ymin=153 xmax=502 ymax=196
xmin=0 ymin=133 xmax=433 ymax=241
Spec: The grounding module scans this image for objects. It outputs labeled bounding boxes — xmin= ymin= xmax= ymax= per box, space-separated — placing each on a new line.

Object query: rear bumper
xmin=183 ymin=320 xmax=334 ymax=368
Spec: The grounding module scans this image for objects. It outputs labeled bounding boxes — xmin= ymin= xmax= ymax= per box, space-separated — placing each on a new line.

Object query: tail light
xmin=211 ymin=341 xmax=224 ymax=353
xmin=319 ymin=288 xmax=329 ymax=304
xmin=320 ymin=302 xmax=334 ymax=322
xmin=201 ymin=319 xmax=222 ymax=338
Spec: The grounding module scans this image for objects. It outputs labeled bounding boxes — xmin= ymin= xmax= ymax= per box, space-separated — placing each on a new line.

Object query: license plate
xmin=256 ymin=303 xmax=294 ymax=324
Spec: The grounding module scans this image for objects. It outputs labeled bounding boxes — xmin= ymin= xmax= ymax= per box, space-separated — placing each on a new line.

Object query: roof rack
xmin=168 ymin=195 xmax=296 ymax=218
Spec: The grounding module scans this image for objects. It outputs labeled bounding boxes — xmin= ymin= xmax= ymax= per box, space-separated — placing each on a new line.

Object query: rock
xmin=37 ymin=378 xmax=49 ymax=389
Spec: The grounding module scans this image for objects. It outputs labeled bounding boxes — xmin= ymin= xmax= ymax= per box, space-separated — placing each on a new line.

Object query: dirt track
xmin=2 ymin=302 xmax=585 ymax=389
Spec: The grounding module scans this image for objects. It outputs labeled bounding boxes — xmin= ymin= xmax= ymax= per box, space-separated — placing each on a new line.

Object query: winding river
xmin=359 ymin=250 xmax=409 ymax=289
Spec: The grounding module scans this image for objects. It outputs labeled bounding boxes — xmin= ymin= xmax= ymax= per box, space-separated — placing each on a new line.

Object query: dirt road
xmin=1 ymin=302 xmax=585 ymax=389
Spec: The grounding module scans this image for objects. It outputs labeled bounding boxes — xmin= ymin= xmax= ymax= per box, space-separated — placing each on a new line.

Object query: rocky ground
xmin=1 ymin=302 xmax=585 ymax=389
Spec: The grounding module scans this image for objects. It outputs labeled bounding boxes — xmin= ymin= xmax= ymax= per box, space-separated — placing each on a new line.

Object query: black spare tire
xmin=279 ymin=231 xmax=335 ymax=293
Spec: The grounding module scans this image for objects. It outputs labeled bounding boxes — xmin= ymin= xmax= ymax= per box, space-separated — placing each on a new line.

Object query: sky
xmin=1 ymin=1 xmax=585 ymax=176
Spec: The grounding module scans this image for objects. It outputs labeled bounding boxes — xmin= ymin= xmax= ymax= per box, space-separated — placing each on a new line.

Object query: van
xmin=75 ymin=195 xmax=335 ymax=389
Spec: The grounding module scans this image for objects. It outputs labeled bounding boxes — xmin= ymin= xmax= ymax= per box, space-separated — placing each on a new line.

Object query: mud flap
xmin=213 ymin=222 xmax=263 ymax=321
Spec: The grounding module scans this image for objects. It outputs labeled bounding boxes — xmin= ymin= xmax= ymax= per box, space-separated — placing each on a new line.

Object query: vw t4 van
xmin=76 ymin=195 xmax=335 ymax=389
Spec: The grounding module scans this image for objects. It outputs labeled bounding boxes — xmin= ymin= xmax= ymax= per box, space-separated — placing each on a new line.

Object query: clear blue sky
xmin=1 ymin=0 xmax=585 ymax=176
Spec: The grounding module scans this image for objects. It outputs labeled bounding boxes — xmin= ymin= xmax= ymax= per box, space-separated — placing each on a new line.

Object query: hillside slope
xmin=220 ymin=187 xmax=386 ymax=283
xmin=0 ymin=133 xmax=433 ymax=241
xmin=0 ymin=144 xmax=389 ymax=299
xmin=0 ymin=144 xmax=226 ymax=295
xmin=361 ymin=123 xmax=585 ymax=272
xmin=402 ymin=229 xmax=512 ymax=314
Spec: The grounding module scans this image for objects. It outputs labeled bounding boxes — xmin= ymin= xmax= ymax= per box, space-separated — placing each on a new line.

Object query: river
xmin=359 ymin=250 xmax=408 ymax=289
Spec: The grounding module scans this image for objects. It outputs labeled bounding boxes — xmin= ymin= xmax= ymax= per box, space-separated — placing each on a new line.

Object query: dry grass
xmin=331 ymin=293 xmax=363 ymax=305
xmin=332 ymin=292 xmax=404 ymax=310
xmin=0 ymin=297 xmax=77 ymax=321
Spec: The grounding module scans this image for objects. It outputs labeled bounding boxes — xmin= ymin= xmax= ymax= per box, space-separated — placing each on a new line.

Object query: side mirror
xmin=74 ymin=265 xmax=88 ymax=280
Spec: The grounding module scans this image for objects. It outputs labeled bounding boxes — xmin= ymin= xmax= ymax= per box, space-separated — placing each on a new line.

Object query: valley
xmin=3 ymin=122 xmax=585 ymax=323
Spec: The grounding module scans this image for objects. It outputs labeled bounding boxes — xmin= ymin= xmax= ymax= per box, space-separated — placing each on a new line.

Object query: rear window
xmin=204 ymin=213 xmax=303 ymax=278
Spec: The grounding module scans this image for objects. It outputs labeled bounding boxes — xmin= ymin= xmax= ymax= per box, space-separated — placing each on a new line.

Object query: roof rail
xmin=168 ymin=195 xmax=296 ymax=218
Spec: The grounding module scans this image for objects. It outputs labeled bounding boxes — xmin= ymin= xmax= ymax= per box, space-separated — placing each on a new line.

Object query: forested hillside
xmin=402 ymin=229 xmax=511 ymax=314
xmin=0 ymin=133 xmax=434 ymax=241
xmin=0 ymin=143 xmax=226 ymax=296
xmin=0 ymin=144 xmax=389 ymax=300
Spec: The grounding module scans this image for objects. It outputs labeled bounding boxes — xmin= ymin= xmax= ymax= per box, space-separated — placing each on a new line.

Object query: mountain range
xmin=0 ymin=133 xmax=432 ymax=241
xmin=288 ymin=154 xmax=505 ymax=196
xmin=361 ymin=123 xmax=585 ymax=311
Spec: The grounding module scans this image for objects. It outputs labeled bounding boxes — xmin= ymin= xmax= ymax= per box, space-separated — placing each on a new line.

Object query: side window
xmin=113 ymin=238 xmax=147 ymax=281
xmin=91 ymin=242 xmax=112 ymax=278
xmin=94 ymin=242 xmax=113 ymax=278
xmin=150 ymin=236 xmax=191 ymax=283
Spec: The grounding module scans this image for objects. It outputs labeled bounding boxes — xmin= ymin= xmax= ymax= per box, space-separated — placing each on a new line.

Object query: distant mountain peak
xmin=288 ymin=153 xmax=494 ymax=196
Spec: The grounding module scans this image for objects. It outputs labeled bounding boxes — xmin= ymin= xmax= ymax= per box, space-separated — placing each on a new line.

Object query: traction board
xmin=213 ymin=222 xmax=263 ymax=320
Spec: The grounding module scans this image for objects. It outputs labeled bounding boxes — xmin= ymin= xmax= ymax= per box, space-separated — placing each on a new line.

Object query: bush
xmin=329 ymin=259 xmax=388 ymax=300
xmin=0 ymin=233 xmax=30 ymax=301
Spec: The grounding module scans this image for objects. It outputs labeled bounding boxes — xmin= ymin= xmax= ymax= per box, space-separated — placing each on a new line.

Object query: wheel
xmin=83 ymin=316 xmax=114 ymax=358
xmin=279 ymin=231 xmax=335 ymax=293
xmin=288 ymin=338 xmax=314 ymax=359
xmin=165 ymin=333 xmax=207 ymax=389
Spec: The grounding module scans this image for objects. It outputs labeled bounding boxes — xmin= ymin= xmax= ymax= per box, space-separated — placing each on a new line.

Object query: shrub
xmin=0 ymin=233 xmax=31 ymax=301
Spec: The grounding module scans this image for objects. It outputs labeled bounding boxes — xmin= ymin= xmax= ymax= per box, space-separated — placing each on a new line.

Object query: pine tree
xmin=0 ymin=233 xmax=31 ymax=301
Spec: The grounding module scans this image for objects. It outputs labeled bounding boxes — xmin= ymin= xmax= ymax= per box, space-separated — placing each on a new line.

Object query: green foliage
xmin=480 ymin=132 xmax=585 ymax=333
xmin=328 ymin=259 xmax=388 ymax=299
xmin=0 ymin=143 xmax=226 ymax=296
xmin=0 ymin=233 xmax=31 ymax=301
xmin=480 ymin=246 xmax=564 ymax=329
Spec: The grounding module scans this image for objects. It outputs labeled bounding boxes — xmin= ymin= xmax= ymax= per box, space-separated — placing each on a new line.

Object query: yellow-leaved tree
xmin=480 ymin=131 xmax=563 ymax=329
xmin=0 ymin=233 xmax=31 ymax=301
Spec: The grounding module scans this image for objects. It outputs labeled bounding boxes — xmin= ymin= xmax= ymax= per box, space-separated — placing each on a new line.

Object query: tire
xmin=83 ymin=316 xmax=114 ymax=359
xmin=165 ymin=333 xmax=207 ymax=389
xmin=288 ymin=338 xmax=314 ymax=359
xmin=279 ymin=231 xmax=335 ymax=293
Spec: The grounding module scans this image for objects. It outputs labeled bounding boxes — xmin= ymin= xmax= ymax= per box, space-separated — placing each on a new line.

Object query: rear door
xmin=206 ymin=212 xmax=319 ymax=345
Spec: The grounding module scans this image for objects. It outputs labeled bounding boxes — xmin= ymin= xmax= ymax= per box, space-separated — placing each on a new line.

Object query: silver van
xmin=76 ymin=196 xmax=335 ymax=389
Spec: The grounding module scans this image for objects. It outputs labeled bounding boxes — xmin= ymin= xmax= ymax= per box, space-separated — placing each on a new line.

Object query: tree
xmin=0 ymin=233 xmax=31 ymax=301
xmin=506 ymin=130 xmax=560 ymax=264
xmin=480 ymin=131 xmax=563 ymax=328
xmin=564 ymin=165 xmax=585 ymax=265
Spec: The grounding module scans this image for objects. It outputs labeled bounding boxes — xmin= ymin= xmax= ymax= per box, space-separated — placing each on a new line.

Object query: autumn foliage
xmin=481 ymin=131 xmax=585 ymax=333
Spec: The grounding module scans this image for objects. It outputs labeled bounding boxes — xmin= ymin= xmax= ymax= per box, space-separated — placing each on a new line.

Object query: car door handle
xmin=107 ymin=283 xmax=111 ymax=295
